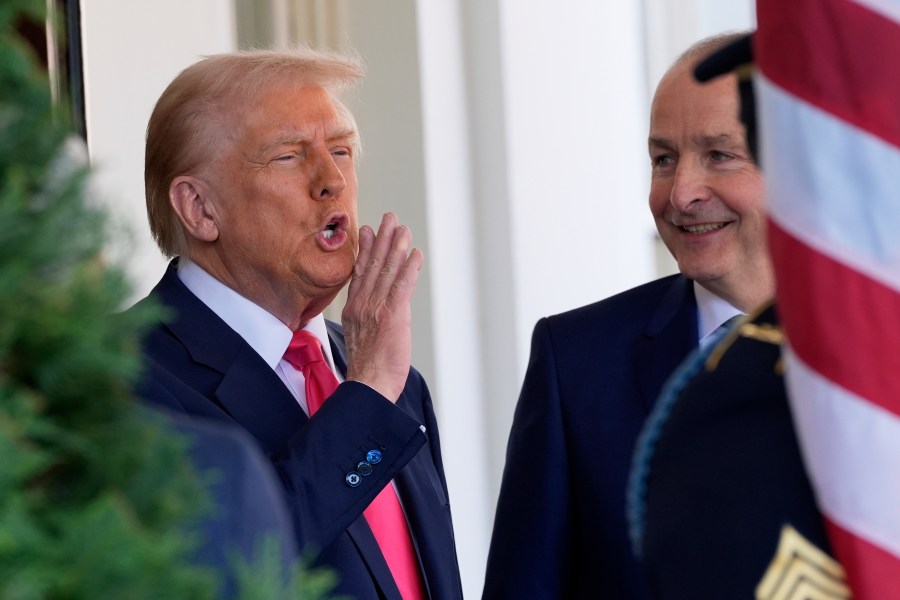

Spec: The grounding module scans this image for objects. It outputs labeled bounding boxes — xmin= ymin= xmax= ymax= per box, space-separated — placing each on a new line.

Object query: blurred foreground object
xmin=0 ymin=2 xmax=214 ymax=596
xmin=630 ymin=306 xmax=840 ymax=598
xmin=0 ymin=3 xmax=334 ymax=598
xmin=757 ymin=0 xmax=900 ymax=597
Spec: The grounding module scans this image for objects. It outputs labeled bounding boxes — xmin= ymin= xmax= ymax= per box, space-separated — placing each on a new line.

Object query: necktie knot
xmin=284 ymin=329 xmax=326 ymax=373
xmin=283 ymin=329 xmax=338 ymax=416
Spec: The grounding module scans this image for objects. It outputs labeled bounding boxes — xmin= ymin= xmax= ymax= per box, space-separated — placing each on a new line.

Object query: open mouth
xmin=322 ymin=214 xmax=347 ymax=238
xmin=318 ymin=214 xmax=348 ymax=245
xmin=680 ymin=222 xmax=728 ymax=234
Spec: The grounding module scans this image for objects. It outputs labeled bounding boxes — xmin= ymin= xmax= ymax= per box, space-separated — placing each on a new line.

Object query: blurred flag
xmin=756 ymin=0 xmax=900 ymax=597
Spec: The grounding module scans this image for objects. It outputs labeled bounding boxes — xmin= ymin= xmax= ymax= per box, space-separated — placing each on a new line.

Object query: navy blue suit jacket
xmin=132 ymin=262 xmax=463 ymax=600
xmin=162 ymin=409 xmax=298 ymax=598
xmin=483 ymin=275 xmax=697 ymax=599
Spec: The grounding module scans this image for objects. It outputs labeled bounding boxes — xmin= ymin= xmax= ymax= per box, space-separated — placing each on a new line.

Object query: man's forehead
xmin=240 ymin=87 xmax=356 ymax=137
xmin=650 ymin=76 xmax=742 ymax=133
xmin=648 ymin=131 xmax=744 ymax=150
xmin=260 ymin=123 xmax=357 ymax=149
xmin=691 ymin=132 xmax=743 ymax=147
xmin=649 ymin=98 xmax=744 ymax=137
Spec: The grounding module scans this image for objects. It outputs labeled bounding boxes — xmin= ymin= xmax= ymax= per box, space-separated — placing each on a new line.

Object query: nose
xmin=669 ymin=161 xmax=710 ymax=212
xmin=310 ymin=149 xmax=347 ymax=201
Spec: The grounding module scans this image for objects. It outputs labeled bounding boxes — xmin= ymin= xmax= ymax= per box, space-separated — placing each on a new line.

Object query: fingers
xmin=354 ymin=225 xmax=375 ymax=278
xmin=371 ymin=223 xmax=412 ymax=301
xmin=341 ymin=213 xmax=423 ymax=402
xmin=350 ymin=212 xmax=421 ymax=304
xmin=347 ymin=224 xmax=374 ymax=297
xmin=387 ymin=246 xmax=424 ymax=307
xmin=350 ymin=212 xmax=395 ymax=298
xmin=366 ymin=212 xmax=402 ymax=297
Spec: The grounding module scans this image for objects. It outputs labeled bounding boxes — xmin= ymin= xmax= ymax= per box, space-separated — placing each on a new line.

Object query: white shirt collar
xmin=694 ymin=281 xmax=743 ymax=347
xmin=176 ymin=259 xmax=338 ymax=371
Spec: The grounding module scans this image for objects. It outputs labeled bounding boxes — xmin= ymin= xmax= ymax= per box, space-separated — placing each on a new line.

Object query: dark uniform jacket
xmin=630 ymin=304 xmax=836 ymax=598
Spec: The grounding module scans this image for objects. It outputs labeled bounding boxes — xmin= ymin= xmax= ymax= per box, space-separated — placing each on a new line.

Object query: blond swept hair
xmin=144 ymin=48 xmax=365 ymax=258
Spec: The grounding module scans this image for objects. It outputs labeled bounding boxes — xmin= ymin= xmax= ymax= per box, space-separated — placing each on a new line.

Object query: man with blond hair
xmin=133 ymin=48 xmax=462 ymax=600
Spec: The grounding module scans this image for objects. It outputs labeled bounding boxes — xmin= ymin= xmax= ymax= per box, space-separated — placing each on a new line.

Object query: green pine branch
xmin=0 ymin=2 xmax=339 ymax=598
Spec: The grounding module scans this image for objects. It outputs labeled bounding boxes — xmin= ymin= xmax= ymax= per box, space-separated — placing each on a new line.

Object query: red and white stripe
xmin=756 ymin=0 xmax=900 ymax=596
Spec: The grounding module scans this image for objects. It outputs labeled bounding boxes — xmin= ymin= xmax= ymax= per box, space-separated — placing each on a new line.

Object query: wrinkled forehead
xmin=214 ymin=81 xmax=359 ymax=150
xmin=651 ymin=65 xmax=740 ymax=122
xmin=236 ymin=80 xmax=353 ymax=122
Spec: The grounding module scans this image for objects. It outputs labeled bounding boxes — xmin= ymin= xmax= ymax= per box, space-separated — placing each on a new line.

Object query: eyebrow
xmin=327 ymin=126 xmax=359 ymax=145
xmin=692 ymin=133 xmax=736 ymax=147
xmin=261 ymin=126 xmax=359 ymax=154
xmin=648 ymin=133 xmax=739 ymax=150
xmin=648 ymin=136 xmax=673 ymax=150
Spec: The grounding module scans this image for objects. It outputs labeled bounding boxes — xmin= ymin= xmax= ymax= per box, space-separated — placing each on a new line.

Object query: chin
xmin=676 ymin=251 xmax=727 ymax=279
xmin=318 ymin=255 xmax=354 ymax=279
xmin=323 ymin=267 xmax=354 ymax=289
xmin=676 ymin=262 xmax=721 ymax=284
xmin=319 ymin=273 xmax=351 ymax=290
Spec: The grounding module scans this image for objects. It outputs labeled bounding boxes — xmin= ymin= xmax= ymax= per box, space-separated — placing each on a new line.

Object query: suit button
xmin=357 ymin=461 xmax=373 ymax=476
xmin=366 ymin=449 xmax=383 ymax=464
xmin=346 ymin=472 xmax=362 ymax=487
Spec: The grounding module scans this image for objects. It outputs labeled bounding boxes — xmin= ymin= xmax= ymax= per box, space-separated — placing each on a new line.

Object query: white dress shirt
xmin=177 ymin=259 xmax=343 ymax=416
xmin=694 ymin=281 xmax=744 ymax=348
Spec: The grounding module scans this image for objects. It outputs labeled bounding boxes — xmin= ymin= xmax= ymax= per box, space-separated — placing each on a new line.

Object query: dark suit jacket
xmin=132 ymin=262 xmax=463 ymax=600
xmin=483 ymin=274 xmax=697 ymax=600
xmin=161 ymin=409 xmax=298 ymax=598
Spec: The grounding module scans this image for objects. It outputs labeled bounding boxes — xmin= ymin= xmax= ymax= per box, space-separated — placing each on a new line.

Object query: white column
xmin=480 ymin=2 xmax=654 ymax=514
xmin=414 ymin=2 xmax=494 ymax=598
xmin=643 ymin=0 xmax=756 ymax=94
xmin=80 ymin=0 xmax=236 ymax=301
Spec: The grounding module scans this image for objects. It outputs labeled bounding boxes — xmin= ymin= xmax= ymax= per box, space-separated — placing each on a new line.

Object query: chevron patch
xmin=756 ymin=524 xmax=850 ymax=600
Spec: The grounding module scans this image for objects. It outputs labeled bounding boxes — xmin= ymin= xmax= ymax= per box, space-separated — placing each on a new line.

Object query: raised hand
xmin=342 ymin=212 xmax=424 ymax=402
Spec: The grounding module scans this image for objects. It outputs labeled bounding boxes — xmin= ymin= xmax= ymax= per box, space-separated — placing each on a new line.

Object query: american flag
xmin=756 ymin=0 xmax=900 ymax=596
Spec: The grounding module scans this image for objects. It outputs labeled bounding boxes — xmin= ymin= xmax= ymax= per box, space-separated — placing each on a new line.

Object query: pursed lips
xmin=321 ymin=213 xmax=348 ymax=240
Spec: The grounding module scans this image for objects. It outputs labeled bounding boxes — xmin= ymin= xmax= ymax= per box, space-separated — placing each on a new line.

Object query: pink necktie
xmin=283 ymin=330 xmax=426 ymax=600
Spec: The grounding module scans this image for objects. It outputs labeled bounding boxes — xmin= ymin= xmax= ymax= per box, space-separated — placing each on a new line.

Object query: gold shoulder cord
xmin=705 ymin=302 xmax=785 ymax=372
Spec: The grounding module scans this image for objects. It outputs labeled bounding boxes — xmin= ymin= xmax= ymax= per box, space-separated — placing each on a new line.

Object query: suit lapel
xmin=153 ymin=262 xmax=307 ymax=453
xmin=215 ymin=345 xmax=308 ymax=454
xmin=325 ymin=320 xmax=348 ymax=376
xmin=345 ymin=519 xmax=404 ymax=600
xmin=395 ymin=445 xmax=456 ymax=600
xmin=635 ymin=276 xmax=698 ymax=412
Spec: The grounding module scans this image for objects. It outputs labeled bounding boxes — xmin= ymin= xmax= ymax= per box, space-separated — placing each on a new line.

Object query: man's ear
xmin=169 ymin=176 xmax=220 ymax=243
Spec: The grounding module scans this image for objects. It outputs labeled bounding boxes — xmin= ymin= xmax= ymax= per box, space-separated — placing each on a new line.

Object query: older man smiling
xmin=484 ymin=31 xmax=773 ymax=600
